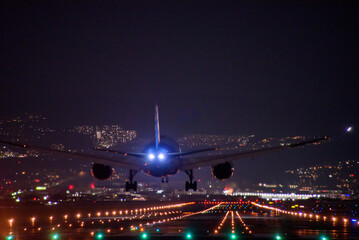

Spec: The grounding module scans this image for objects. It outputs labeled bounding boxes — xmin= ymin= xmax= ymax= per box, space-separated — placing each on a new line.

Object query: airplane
xmin=0 ymin=105 xmax=328 ymax=192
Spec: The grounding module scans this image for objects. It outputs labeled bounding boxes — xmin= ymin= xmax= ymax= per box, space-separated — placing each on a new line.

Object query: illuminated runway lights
xmin=6 ymin=235 xmax=14 ymax=240
xmin=185 ymin=232 xmax=192 ymax=239
xmin=50 ymin=233 xmax=60 ymax=239
xmin=235 ymin=211 xmax=253 ymax=235
xmin=95 ymin=232 xmax=104 ymax=239
xmin=15 ymin=202 xmax=194 ymax=233
xmin=141 ymin=232 xmax=149 ymax=239
xmin=251 ymin=202 xmax=358 ymax=227
xmin=214 ymin=210 xmax=230 ymax=233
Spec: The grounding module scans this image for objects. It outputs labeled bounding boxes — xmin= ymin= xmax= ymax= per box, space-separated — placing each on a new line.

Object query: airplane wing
xmin=94 ymin=147 xmax=147 ymax=158
xmin=168 ymin=147 xmax=218 ymax=157
xmin=0 ymin=140 xmax=143 ymax=171
xmin=179 ymin=137 xmax=328 ymax=171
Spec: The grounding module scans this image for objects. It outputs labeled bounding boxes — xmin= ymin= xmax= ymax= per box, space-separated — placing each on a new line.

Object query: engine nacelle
xmin=91 ymin=163 xmax=113 ymax=180
xmin=211 ymin=162 xmax=234 ymax=181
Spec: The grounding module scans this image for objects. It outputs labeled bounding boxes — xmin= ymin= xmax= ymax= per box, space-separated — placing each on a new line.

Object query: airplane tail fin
xmin=155 ymin=104 xmax=160 ymax=148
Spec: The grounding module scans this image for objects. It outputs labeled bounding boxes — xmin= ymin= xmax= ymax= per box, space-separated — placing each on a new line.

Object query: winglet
xmin=155 ymin=104 xmax=160 ymax=148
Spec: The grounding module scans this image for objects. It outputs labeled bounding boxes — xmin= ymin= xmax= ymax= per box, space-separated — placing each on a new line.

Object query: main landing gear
xmin=125 ymin=170 xmax=138 ymax=192
xmin=185 ymin=169 xmax=197 ymax=191
xmin=161 ymin=176 xmax=169 ymax=183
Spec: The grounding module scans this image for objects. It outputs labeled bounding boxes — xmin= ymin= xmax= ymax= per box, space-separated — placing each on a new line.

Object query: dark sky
xmin=1 ymin=1 xmax=359 ymax=183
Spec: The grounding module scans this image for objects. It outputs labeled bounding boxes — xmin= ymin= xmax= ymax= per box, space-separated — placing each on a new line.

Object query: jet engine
xmin=91 ymin=163 xmax=113 ymax=180
xmin=211 ymin=162 xmax=234 ymax=180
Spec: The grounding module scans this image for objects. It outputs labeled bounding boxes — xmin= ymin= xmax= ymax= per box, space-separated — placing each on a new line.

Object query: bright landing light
xmin=347 ymin=126 xmax=353 ymax=132
xmin=148 ymin=153 xmax=155 ymax=160
xmin=158 ymin=153 xmax=165 ymax=160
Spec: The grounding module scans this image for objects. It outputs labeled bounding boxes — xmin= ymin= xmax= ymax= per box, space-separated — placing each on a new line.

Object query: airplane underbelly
xmin=143 ymin=160 xmax=180 ymax=177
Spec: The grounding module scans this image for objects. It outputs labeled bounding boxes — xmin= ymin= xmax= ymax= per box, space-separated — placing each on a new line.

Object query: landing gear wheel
xmin=185 ymin=181 xmax=189 ymax=191
xmin=125 ymin=170 xmax=138 ymax=192
xmin=125 ymin=181 xmax=137 ymax=192
xmin=133 ymin=181 xmax=137 ymax=192
xmin=184 ymin=170 xmax=197 ymax=191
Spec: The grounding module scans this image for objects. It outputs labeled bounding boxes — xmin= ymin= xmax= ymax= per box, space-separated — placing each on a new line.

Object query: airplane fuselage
xmin=142 ymin=157 xmax=180 ymax=177
xmin=141 ymin=138 xmax=181 ymax=178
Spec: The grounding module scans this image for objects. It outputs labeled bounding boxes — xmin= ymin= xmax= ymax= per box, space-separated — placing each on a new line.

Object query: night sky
xmin=1 ymin=1 xmax=358 ymax=184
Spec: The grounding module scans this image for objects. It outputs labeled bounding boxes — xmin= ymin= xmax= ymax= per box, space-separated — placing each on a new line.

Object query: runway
xmin=2 ymin=201 xmax=359 ymax=239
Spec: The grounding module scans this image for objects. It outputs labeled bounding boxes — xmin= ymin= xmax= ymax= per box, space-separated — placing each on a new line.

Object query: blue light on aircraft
xmin=148 ymin=153 xmax=155 ymax=160
xmin=51 ymin=233 xmax=59 ymax=239
xmin=158 ymin=153 xmax=165 ymax=160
